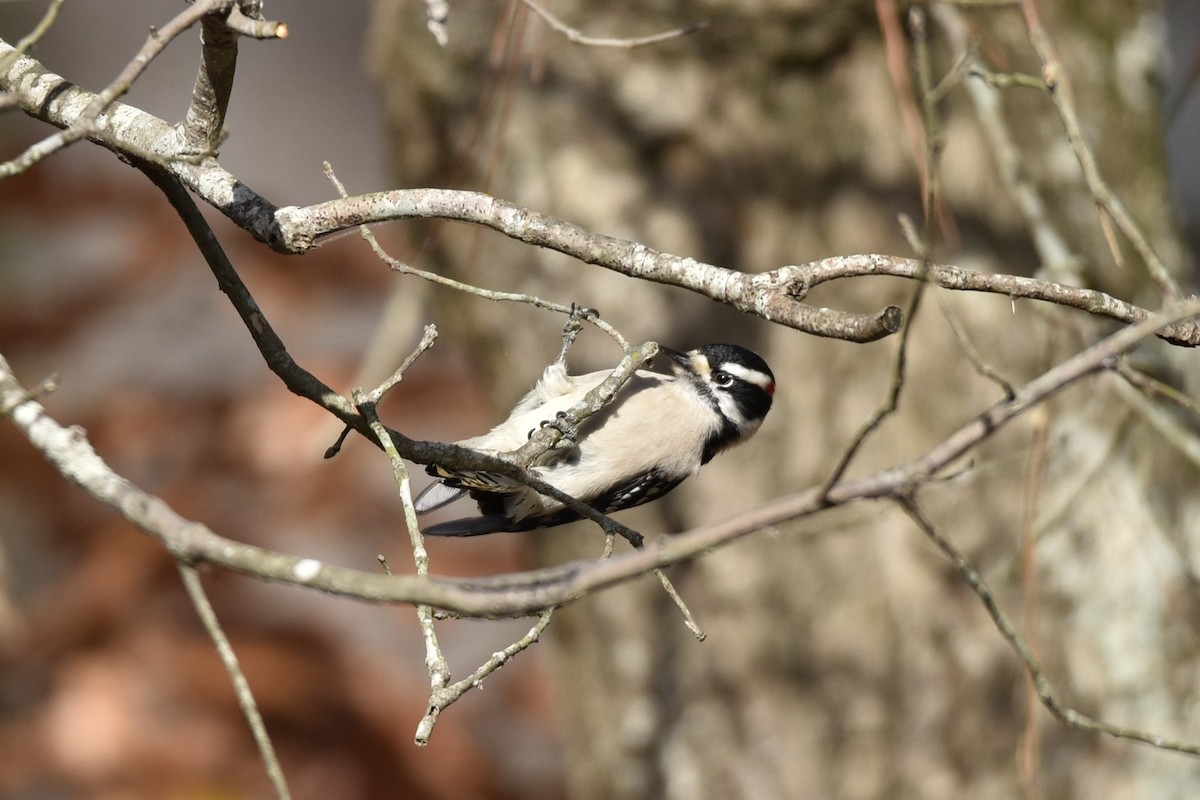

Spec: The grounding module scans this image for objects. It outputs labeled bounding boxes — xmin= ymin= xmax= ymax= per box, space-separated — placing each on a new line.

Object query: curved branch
xmin=273 ymin=192 xmax=901 ymax=342
xmin=791 ymin=254 xmax=1200 ymax=346
xmin=0 ymin=37 xmax=894 ymax=343
xmin=2 ymin=36 xmax=1191 ymax=346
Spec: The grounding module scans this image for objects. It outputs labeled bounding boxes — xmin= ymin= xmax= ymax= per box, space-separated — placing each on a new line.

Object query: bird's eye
xmin=713 ymin=370 xmax=734 ymax=387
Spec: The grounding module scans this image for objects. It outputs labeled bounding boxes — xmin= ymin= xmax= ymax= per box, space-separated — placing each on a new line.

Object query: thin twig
xmin=652 ymin=568 xmax=705 ymax=640
xmin=351 ymin=331 xmax=473 ymax=745
xmin=931 ymin=5 xmax=1080 ymax=282
xmin=520 ymin=0 xmax=710 ymax=49
xmin=1017 ymin=0 xmax=1181 ymax=302
xmin=897 ymin=497 xmax=1200 ymax=758
xmin=966 ymin=68 xmax=1048 ymax=91
xmin=322 ymin=162 xmax=630 ymax=351
xmin=224 ymin=5 xmax=288 ymax=39
xmin=1 ymin=0 xmax=228 ymax=178
xmin=416 ymin=609 xmax=554 ymax=742
xmin=819 ymin=7 xmax=941 ymax=500
xmin=177 ymin=564 xmax=292 ymax=800
xmin=14 ymin=0 xmax=65 ymax=52
xmin=876 ymin=0 xmax=929 ymax=212
xmin=1110 ymin=360 xmax=1200 ymax=417
xmin=911 ymin=5 xmax=943 ymax=254
xmin=1108 ymin=365 xmax=1200 ymax=471
xmin=1017 ymin=407 xmax=1051 ymax=799
xmin=935 ymin=291 xmax=1017 ymax=399
xmin=364 ymin=324 xmax=440 ymax=404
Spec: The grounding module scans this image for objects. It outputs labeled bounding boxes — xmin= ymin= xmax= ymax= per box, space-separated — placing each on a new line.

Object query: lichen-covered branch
xmin=3 ymin=34 xmax=1193 ymax=347
xmin=272 ymin=191 xmax=903 ymax=342
xmin=792 ymin=254 xmax=1200 ymax=346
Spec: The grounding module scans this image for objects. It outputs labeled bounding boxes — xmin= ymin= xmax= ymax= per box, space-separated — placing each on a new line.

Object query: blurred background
xmin=3 ymin=0 xmax=1200 ymax=798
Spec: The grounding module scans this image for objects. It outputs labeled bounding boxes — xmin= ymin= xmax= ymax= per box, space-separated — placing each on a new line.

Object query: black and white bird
xmin=413 ymin=343 xmax=775 ymax=536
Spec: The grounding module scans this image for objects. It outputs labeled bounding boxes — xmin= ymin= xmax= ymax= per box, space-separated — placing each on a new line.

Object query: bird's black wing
xmin=421 ymin=470 xmax=687 ymax=536
xmin=589 ymin=468 xmax=687 ymax=514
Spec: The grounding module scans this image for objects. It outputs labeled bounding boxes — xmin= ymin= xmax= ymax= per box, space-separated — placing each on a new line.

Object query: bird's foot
xmin=539 ymin=410 xmax=580 ymax=446
xmin=555 ymin=303 xmax=599 ymax=366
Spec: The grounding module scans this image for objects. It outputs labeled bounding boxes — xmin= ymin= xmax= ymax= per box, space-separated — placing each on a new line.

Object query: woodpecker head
xmin=661 ymin=343 xmax=775 ymax=461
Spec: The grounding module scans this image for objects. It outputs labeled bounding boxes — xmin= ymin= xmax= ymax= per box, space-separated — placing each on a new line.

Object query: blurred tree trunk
xmin=369 ymin=1 xmax=1200 ymax=797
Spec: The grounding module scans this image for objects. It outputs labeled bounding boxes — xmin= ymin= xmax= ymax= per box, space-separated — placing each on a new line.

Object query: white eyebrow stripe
xmin=720 ymin=362 xmax=774 ymax=389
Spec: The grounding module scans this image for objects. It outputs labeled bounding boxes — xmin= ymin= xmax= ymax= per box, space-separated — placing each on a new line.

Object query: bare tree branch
xmin=0 ymin=0 xmax=236 ymax=177
xmin=0 ymin=37 xmax=282 ymax=239
xmin=14 ymin=0 xmax=65 ymax=53
xmin=932 ymin=4 xmax=1080 ymax=283
xmin=352 ymin=333 xmax=462 ymax=746
xmin=5 ymin=1 xmax=1199 ymax=785
xmin=1017 ymin=0 xmax=1181 ymax=301
xmin=4 ymin=35 xmax=1194 ymax=348
xmin=795 ymin=254 xmax=1200 ymax=346
xmin=415 ymin=610 xmax=553 ymax=743
xmin=271 ymin=191 xmax=904 ymax=342
xmin=178 ymin=564 xmax=292 ymax=800
xmin=323 ymin=162 xmax=632 ymax=351
xmin=898 ymin=497 xmax=1200 ymax=758
xmin=6 ymin=300 xmax=1198 ymax=618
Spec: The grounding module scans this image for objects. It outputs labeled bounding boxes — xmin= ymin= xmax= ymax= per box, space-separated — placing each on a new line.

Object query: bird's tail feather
xmin=413 ymin=481 xmax=468 ymax=514
xmin=422 ymin=508 xmax=584 ymax=536
xmin=421 ymin=514 xmax=522 ymax=536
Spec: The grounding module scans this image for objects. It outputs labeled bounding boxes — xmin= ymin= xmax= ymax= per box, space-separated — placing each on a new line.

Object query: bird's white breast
xmin=499 ymin=371 xmax=721 ymax=521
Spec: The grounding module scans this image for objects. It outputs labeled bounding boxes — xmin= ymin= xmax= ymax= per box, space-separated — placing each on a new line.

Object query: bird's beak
xmin=658 ymin=345 xmax=693 ymax=375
